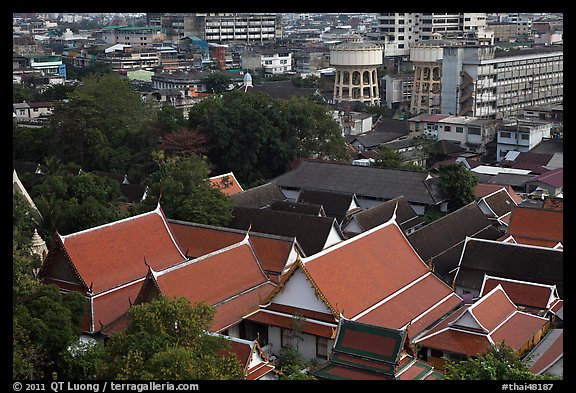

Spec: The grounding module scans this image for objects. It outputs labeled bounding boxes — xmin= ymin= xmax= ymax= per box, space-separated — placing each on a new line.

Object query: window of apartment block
xmin=316 ymin=337 xmax=329 ymax=359
xmin=444 ymin=125 xmax=451 ymax=132
xmin=468 ymin=127 xmax=481 ymax=135
xmin=500 ymin=131 xmax=512 ymax=138
xmin=521 ymin=133 xmax=530 ymax=140
xmin=456 ymin=127 xmax=464 ymax=133
xmin=281 ymin=328 xmax=294 ymax=348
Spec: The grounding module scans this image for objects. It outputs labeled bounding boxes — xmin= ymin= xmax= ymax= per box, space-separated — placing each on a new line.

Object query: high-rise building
xmin=441 ymin=45 xmax=563 ymax=119
xmin=371 ymin=13 xmax=487 ymax=58
xmin=150 ymin=13 xmax=283 ymax=44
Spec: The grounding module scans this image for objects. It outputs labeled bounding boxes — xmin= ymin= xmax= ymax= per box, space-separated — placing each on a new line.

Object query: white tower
xmin=241 ymin=71 xmax=253 ymax=92
xmin=330 ymin=37 xmax=383 ymax=106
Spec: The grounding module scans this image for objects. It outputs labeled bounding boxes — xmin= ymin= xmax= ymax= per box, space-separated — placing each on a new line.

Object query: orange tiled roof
xmin=355 ymin=273 xmax=462 ymax=338
xmin=480 ymin=276 xmax=559 ymax=310
xmin=467 ymin=286 xmax=516 ymax=332
xmin=210 ymin=282 xmax=276 ymax=332
xmin=414 ymin=285 xmax=549 ymax=356
xmin=90 ymin=280 xmax=144 ymax=333
xmin=506 ymin=206 xmax=563 ymax=245
xmin=491 ymin=311 xmax=549 ymax=349
xmin=301 ymin=220 xmax=454 ymax=321
xmin=208 ymin=172 xmax=244 ymax=196
xmin=168 ymin=221 xmax=296 ymax=276
xmin=154 ymin=242 xmax=270 ymax=306
xmin=59 ymin=204 xmax=186 ymax=294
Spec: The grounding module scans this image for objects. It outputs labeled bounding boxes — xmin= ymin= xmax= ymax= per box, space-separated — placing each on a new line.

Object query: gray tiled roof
xmin=407 ymin=203 xmax=503 ymax=282
xmin=271 ymin=160 xmax=446 ymax=206
xmin=227 ymin=206 xmax=343 ymax=256
xmin=229 ymin=182 xmax=286 ymax=209
xmin=351 ymin=196 xmax=423 ymax=233
xmin=453 ymin=238 xmax=563 ymax=297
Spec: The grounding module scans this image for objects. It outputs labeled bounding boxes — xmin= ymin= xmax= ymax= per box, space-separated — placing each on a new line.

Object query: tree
xmin=133 ymin=152 xmax=233 ymax=226
xmin=30 ymin=172 xmax=128 ymax=235
xmin=202 ymin=71 xmax=232 ymax=94
xmin=444 ymin=342 xmax=560 ymax=380
xmin=95 ymin=297 xmax=245 ymax=380
xmin=48 ymin=73 xmax=154 ymax=171
xmin=371 ymin=148 xmax=404 ymax=169
xmin=159 ymin=128 xmax=211 ymax=158
xmin=13 ymin=284 xmax=87 ymax=379
xmin=187 ymin=91 xmax=348 ymax=187
xmin=279 ymin=96 xmax=349 ymax=161
xmin=438 ymin=162 xmax=478 ymax=211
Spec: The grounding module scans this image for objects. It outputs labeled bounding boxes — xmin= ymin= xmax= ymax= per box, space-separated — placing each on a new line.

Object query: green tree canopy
xmin=187 ymin=91 xmax=347 ymax=187
xmin=438 ymin=162 xmax=479 ymax=211
xmin=444 ymin=342 xmax=559 ymax=380
xmin=96 ymin=297 xmax=245 ymax=380
xmin=371 ymin=147 xmax=404 ymax=169
xmin=133 ymin=152 xmax=233 ymax=226
xmin=202 ymin=71 xmax=232 ymax=94
xmin=13 ymin=283 xmax=87 ymax=379
xmin=29 ymin=171 xmax=128 ymax=235
xmin=47 ymin=73 xmax=154 ymax=171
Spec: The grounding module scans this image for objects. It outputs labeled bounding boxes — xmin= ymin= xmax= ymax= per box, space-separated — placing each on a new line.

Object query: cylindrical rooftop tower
xmin=330 ymin=38 xmax=383 ymax=106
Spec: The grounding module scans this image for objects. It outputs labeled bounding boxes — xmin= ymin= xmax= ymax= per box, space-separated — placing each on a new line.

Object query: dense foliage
xmin=444 ymin=342 xmax=560 ymax=380
xmin=438 ymin=162 xmax=479 ymax=211
xmin=131 ymin=152 xmax=233 ymax=226
xmin=95 ymin=297 xmax=245 ymax=380
xmin=187 ymin=90 xmax=348 ymax=187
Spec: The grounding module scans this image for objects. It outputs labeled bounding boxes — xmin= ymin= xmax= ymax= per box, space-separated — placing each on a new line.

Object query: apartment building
xmin=371 ymin=13 xmax=487 ymax=58
xmin=241 ymin=48 xmax=292 ymax=77
xmin=441 ymin=45 xmax=563 ymax=119
xmin=100 ymin=26 xmax=165 ymax=48
xmin=496 ymin=118 xmax=552 ymax=162
xmin=407 ymin=113 xmax=496 ymax=153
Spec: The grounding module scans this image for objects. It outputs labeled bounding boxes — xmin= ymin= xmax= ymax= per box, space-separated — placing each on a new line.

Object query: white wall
xmin=272 ymin=268 xmax=332 ymax=313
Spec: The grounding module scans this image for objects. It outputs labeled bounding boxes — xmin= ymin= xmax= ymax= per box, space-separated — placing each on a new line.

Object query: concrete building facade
xmin=441 ymin=45 xmax=563 ymax=119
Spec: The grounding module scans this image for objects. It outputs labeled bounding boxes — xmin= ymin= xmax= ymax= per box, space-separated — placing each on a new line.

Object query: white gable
xmin=272 ymin=267 xmax=332 ymax=314
xmin=323 ymin=225 xmax=344 ymax=250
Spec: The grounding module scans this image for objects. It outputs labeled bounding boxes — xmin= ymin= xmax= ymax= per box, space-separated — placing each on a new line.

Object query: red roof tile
xmin=527 ymin=168 xmax=563 ymax=187
xmin=415 ymin=322 xmax=493 ymax=355
xmin=355 ymin=273 xmax=462 ymax=337
xmin=506 ymin=207 xmax=563 ymax=245
xmin=244 ymin=309 xmax=336 ymax=338
xmin=481 ymin=277 xmax=558 ymax=310
xmin=475 ymin=184 xmax=523 ymax=204
xmin=468 ymin=286 xmax=516 ymax=332
xmin=91 ymin=280 xmax=143 ymax=332
xmin=60 ymin=205 xmax=186 ymax=294
xmin=490 ymin=311 xmax=548 ymax=350
xmin=302 ymin=221 xmax=432 ymax=319
xmin=155 ymin=242 xmax=269 ymax=306
xmin=210 ymin=283 xmax=276 ymax=332
xmin=414 ymin=286 xmax=549 ymax=356
xmin=208 ymin=172 xmax=244 ymax=195
xmin=168 ymin=222 xmax=296 ymax=277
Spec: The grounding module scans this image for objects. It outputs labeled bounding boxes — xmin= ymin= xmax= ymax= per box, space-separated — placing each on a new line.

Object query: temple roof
xmin=43 ymin=204 xmax=186 ymax=295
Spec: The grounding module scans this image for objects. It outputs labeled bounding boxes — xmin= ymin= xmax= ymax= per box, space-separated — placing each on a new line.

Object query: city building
xmin=241 ymin=48 xmax=293 ymax=77
xmin=495 ymin=118 xmax=552 ymax=162
xmin=371 ymin=13 xmax=487 ymax=58
xmin=441 ymin=45 xmax=563 ymax=119
xmin=100 ymin=25 xmax=165 ymax=48
xmin=167 ymin=13 xmax=283 ymax=44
